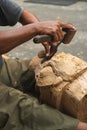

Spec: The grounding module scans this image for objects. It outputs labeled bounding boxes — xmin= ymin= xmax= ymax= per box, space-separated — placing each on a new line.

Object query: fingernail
xmin=46 ymin=53 xmax=49 ymax=56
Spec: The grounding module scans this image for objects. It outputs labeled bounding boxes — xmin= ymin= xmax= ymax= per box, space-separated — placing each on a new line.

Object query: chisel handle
xmin=33 ymin=35 xmax=52 ymax=43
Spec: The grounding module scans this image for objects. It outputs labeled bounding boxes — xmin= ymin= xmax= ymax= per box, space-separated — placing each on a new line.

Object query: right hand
xmin=35 ymin=21 xmax=76 ymax=58
xmin=36 ymin=21 xmax=64 ymax=43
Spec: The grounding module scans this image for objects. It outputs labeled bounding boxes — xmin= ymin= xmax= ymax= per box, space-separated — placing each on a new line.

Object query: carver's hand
xmin=41 ymin=42 xmax=58 ymax=59
xmin=36 ymin=21 xmax=76 ymax=58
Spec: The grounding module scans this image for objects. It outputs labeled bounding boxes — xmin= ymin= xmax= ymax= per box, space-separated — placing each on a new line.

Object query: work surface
xmin=3 ymin=0 xmax=87 ymax=61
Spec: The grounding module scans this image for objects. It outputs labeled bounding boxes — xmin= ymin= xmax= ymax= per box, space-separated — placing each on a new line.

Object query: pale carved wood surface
xmin=34 ymin=52 xmax=87 ymax=122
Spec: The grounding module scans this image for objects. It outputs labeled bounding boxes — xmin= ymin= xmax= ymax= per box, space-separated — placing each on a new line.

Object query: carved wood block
xmin=62 ymin=71 xmax=87 ymax=122
xmin=35 ymin=52 xmax=87 ymax=122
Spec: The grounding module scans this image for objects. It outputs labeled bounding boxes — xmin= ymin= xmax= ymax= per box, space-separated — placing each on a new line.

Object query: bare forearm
xmin=0 ymin=23 xmax=37 ymax=55
xmin=19 ymin=9 xmax=40 ymax=25
xmin=0 ymin=10 xmax=40 ymax=55
xmin=76 ymin=122 xmax=87 ymax=130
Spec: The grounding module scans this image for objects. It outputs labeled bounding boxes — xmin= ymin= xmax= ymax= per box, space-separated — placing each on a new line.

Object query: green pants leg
xmin=0 ymin=83 xmax=79 ymax=130
xmin=0 ymin=58 xmax=79 ymax=130
xmin=0 ymin=57 xmax=35 ymax=92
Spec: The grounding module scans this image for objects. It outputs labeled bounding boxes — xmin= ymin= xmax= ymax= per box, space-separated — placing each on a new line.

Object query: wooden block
xmin=39 ymin=82 xmax=67 ymax=109
xmin=78 ymin=95 xmax=87 ymax=122
xmin=62 ymin=71 xmax=87 ymax=122
xmin=35 ymin=52 xmax=87 ymax=121
xmin=35 ymin=52 xmax=87 ymax=87
xmin=2 ymin=54 xmax=9 ymax=59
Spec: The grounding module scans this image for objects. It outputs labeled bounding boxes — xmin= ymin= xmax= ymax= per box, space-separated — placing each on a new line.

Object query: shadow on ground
xmin=24 ymin=0 xmax=87 ymax=6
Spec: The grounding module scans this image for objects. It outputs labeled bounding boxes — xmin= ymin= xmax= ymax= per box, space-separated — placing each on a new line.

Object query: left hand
xmin=42 ymin=41 xmax=59 ymax=59
xmin=42 ymin=23 xmax=76 ymax=59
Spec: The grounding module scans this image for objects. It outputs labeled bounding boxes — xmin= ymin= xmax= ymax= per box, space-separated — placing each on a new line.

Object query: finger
xmin=56 ymin=27 xmax=65 ymax=42
xmin=59 ymin=22 xmax=77 ymax=31
xmin=38 ymin=50 xmax=46 ymax=58
xmin=46 ymin=43 xmax=58 ymax=59
xmin=53 ymin=25 xmax=65 ymax=42
xmin=42 ymin=42 xmax=50 ymax=56
xmin=52 ymin=33 xmax=59 ymax=42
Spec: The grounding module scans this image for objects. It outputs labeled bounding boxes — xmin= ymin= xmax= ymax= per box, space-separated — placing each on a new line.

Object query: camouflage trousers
xmin=0 ymin=57 xmax=79 ymax=130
